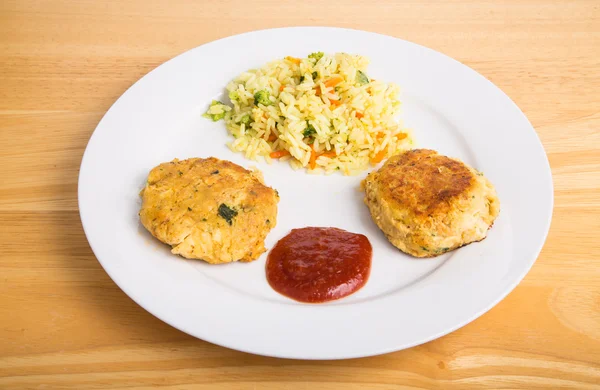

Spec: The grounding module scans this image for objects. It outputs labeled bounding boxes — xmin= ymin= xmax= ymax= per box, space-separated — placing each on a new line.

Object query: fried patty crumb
xmin=362 ymin=149 xmax=500 ymax=257
xmin=139 ymin=157 xmax=279 ymax=264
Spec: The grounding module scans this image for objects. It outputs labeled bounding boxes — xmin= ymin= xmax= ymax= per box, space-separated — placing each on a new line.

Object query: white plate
xmin=78 ymin=27 xmax=553 ymax=359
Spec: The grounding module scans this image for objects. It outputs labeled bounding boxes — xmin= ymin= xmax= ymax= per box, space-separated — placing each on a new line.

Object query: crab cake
xmin=362 ymin=149 xmax=499 ymax=258
xmin=139 ymin=157 xmax=279 ymax=264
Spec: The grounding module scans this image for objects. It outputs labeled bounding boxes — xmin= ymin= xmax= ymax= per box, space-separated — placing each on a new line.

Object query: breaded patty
xmin=362 ymin=149 xmax=499 ymax=257
xmin=139 ymin=157 xmax=279 ymax=264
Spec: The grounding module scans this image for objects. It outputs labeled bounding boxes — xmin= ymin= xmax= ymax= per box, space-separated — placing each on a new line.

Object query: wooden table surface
xmin=1 ymin=0 xmax=599 ymax=388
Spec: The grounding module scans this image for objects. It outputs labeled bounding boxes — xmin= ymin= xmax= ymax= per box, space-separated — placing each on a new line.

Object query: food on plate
xmin=202 ymin=100 xmax=231 ymax=122
xmin=362 ymin=149 xmax=500 ymax=257
xmin=204 ymin=52 xmax=414 ymax=175
xmin=139 ymin=157 xmax=279 ymax=264
xmin=266 ymin=227 xmax=372 ymax=303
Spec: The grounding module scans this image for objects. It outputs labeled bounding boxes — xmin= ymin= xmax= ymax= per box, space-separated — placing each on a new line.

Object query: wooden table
xmin=1 ymin=1 xmax=599 ymax=388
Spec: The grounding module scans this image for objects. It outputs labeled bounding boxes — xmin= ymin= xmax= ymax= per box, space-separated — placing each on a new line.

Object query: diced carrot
xmin=329 ymin=98 xmax=342 ymax=107
xmin=395 ymin=132 xmax=407 ymax=140
xmin=279 ymin=85 xmax=285 ymax=92
xmin=314 ymin=86 xmax=321 ymax=96
xmin=270 ymin=150 xmax=290 ymax=159
xmin=320 ymin=150 xmax=337 ymax=158
xmin=356 ymin=112 xmax=364 ymax=119
xmin=371 ymin=147 xmax=388 ymax=164
xmin=285 ymin=56 xmax=301 ymax=65
xmin=268 ymin=133 xmax=277 ymax=142
xmin=309 ymin=145 xmax=317 ymax=170
xmin=324 ymin=76 xmax=343 ymax=88
xmin=376 ymin=132 xmax=385 ymax=139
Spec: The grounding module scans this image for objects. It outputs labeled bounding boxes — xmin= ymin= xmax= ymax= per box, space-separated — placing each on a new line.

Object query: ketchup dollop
xmin=266 ymin=227 xmax=372 ymax=303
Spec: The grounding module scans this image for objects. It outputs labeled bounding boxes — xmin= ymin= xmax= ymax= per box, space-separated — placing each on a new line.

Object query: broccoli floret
xmin=356 ymin=70 xmax=370 ymax=85
xmin=239 ymin=115 xmax=251 ymax=125
xmin=202 ymin=100 xmax=230 ymax=122
xmin=303 ymin=121 xmax=317 ymax=138
xmin=228 ymin=90 xmax=240 ymax=102
xmin=212 ymin=112 xmax=227 ymax=121
xmin=254 ymin=90 xmax=272 ymax=106
xmin=308 ymin=52 xmax=324 ymax=62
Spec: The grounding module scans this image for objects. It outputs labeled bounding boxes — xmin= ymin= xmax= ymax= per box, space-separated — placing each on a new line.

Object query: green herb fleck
xmin=303 ymin=121 xmax=317 ymax=138
xmin=202 ymin=218 xmax=207 ymax=222
xmin=254 ymin=90 xmax=272 ymax=106
xmin=421 ymin=246 xmax=429 ymax=251
xmin=312 ymin=71 xmax=318 ymax=80
xmin=188 ymin=207 xmax=193 ymax=211
xmin=436 ymin=247 xmax=450 ymax=254
xmin=178 ymin=171 xmax=183 ymax=176
xmin=299 ymin=75 xmax=305 ymax=83
xmin=218 ymin=203 xmax=238 ymax=225
xmin=211 ymin=170 xmax=219 ymax=175
xmin=308 ymin=52 xmax=324 ymax=62
xmin=266 ymin=219 xmax=270 ymax=225
xmin=356 ymin=70 xmax=370 ymax=85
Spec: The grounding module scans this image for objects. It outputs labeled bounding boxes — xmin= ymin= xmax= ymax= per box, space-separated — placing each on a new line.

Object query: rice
xmin=207 ymin=52 xmax=414 ymax=175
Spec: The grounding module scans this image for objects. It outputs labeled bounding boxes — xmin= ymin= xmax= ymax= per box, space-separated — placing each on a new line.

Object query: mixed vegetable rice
xmin=204 ymin=52 xmax=414 ymax=175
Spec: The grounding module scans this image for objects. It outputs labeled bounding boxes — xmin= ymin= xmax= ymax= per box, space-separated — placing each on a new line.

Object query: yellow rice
xmin=220 ymin=52 xmax=414 ymax=175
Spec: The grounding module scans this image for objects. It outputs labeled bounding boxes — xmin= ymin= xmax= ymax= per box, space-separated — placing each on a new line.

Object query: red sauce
xmin=266 ymin=227 xmax=372 ymax=303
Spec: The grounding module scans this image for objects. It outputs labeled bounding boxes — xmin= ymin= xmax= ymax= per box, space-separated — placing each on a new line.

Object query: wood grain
xmin=1 ymin=0 xmax=599 ymax=388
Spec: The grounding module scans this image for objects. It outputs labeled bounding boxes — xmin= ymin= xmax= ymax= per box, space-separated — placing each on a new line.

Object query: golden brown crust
xmin=139 ymin=157 xmax=279 ymax=264
xmin=362 ymin=149 xmax=500 ymax=258
xmin=375 ymin=149 xmax=475 ymax=217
